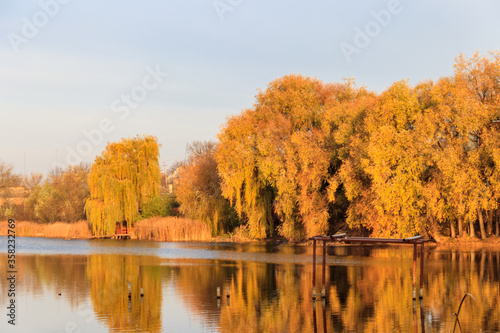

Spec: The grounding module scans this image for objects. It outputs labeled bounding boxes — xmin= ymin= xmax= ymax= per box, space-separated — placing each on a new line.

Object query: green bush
xmin=139 ymin=193 xmax=178 ymax=219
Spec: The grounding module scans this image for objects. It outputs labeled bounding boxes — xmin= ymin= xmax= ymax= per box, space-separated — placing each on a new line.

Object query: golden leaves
xmin=176 ymin=141 xmax=238 ymax=236
xmin=217 ymin=75 xmax=350 ymax=240
xmin=85 ymin=135 xmax=160 ymax=236
xmin=215 ymin=51 xmax=500 ymax=240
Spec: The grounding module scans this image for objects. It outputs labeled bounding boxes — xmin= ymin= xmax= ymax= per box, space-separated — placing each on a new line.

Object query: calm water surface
xmin=0 ymin=237 xmax=499 ymax=332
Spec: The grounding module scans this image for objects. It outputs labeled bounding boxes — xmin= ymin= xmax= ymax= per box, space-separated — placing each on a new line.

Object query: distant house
xmin=166 ymin=166 xmax=184 ymax=194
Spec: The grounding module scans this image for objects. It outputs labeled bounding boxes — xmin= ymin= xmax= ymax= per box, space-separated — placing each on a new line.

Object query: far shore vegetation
xmin=2 ymin=51 xmax=500 ymax=244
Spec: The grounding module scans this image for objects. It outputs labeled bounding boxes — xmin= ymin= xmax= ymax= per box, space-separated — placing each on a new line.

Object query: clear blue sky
xmin=1 ymin=0 xmax=500 ymax=175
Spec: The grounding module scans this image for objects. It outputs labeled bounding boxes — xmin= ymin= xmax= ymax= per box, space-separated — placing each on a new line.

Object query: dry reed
xmin=228 ymin=224 xmax=253 ymax=242
xmin=134 ymin=217 xmax=213 ymax=242
xmin=0 ymin=220 xmax=92 ymax=238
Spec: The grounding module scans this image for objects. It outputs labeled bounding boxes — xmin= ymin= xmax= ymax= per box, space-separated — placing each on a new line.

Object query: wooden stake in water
xmin=412 ymin=244 xmax=417 ymax=300
xmin=312 ymin=239 xmax=316 ymax=299
xmin=419 ymin=242 xmax=424 ymax=299
xmin=322 ymin=240 xmax=326 ymax=294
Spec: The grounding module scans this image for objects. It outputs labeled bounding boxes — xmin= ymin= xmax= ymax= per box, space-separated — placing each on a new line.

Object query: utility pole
xmin=162 ymin=162 xmax=167 ymax=187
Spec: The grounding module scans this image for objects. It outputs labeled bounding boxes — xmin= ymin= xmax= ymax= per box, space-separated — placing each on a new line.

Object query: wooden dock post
xmin=419 ymin=298 xmax=425 ymax=329
xmin=412 ymin=299 xmax=417 ymax=333
xmin=322 ymin=240 xmax=326 ymax=298
xmin=413 ymin=243 xmax=417 ymax=300
xmin=312 ymin=239 xmax=316 ymax=299
xmin=420 ymin=242 xmax=424 ymax=299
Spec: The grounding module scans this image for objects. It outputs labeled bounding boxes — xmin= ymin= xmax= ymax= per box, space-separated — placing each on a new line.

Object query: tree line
xmin=2 ymin=51 xmax=500 ymax=241
xmin=0 ymin=161 xmax=89 ymax=223
xmin=215 ymin=51 xmax=500 ymax=240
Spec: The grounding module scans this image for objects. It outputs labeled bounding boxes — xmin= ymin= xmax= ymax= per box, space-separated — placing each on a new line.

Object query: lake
xmin=0 ymin=237 xmax=499 ymax=332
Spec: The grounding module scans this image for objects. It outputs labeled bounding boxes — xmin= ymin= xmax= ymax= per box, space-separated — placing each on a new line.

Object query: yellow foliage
xmin=216 ymin=51 xmax=500 ymax=240
xmin=85 ymin=135 xmax=161 ymax=236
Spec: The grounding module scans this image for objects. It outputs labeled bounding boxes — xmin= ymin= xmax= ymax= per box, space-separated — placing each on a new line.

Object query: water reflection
xmin=0 ymin=239 xmax=498 ymax=332
xmin=86 ymin=254 xmax=163 ymax=332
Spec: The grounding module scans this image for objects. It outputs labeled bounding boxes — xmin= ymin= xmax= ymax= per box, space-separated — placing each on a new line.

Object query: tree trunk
xmin=477 ymin=208 xmax=487 ymax=240
xmin=429 ymin=216 xmax=445 ymax=242
xmin=458 ymin=216 xmax=464 ymax=237
xmin=487 ymin=210 xmax=493 ymax=236
xmin=470 ymin=217 xmax=475 ymax=238
xmin=450 ymin=220 xmax=456 ymax=238
xmin=495 ymin=208 xmax=500 ymax=237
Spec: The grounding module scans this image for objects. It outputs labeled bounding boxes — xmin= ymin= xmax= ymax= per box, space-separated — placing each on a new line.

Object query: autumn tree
xmin=23 ymin=172 xmax=43 ymax=191
xmin=333 ymin=80 xmax=431 ymax=237
xmin=85 ymin=135 xmax=160 ymax=235
xmin=402 ymin=52 xmax=500 ymax=240
xmin=51 ymin=164 xmax=90 ymax=222
xmin=217 ymin=52 xmax=500 ymax=241
xmin=332 ymin=51 xmax=500 ymax=240
xmin=23 ymin=164 xmax=90 ymax=223
xmin=25 ymin=183 xmax=61 ymax=223
xmin=442 ymin=52 xmax=500 ymax=239
xmin=175 ymin=141 xmax=239 ymax=235
xmin=0 ymin=160 xmax=21 ymax=198
xmin=217 ymin=108 xmax=273 ymax=239
xmin=323 ymin=80 xmax=378 ymax=234
xmin=0 ymin=160 xmax=22 ymax=220
xmin=217 ymin=75 xmax=349 ymax=240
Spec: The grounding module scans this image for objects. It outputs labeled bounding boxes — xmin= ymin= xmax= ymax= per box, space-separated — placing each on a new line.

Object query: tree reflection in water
xmin=2 ymin=245 xmax=498 ymax=332
xmin=86 ymin=254 xmax=163 ymax=332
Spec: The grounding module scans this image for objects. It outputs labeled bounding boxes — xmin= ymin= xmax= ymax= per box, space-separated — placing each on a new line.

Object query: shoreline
xmin=2 ymin=219 xmax=500 ymax=249
xmin=3 ymin=233 xmax=500 ymax=250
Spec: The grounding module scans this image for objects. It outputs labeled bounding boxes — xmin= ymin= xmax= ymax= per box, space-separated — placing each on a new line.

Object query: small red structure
xmin=115 ymin=221 xmax=132 ymax=239
xmin=309 ymin=234 xmax=429 ymax=300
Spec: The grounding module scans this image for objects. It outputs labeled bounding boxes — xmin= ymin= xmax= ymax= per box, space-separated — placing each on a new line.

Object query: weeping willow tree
xmin=216 ymin=75 xmax=347 ymax=240
xmin=85 ymin=135 xmax=161 ymax=235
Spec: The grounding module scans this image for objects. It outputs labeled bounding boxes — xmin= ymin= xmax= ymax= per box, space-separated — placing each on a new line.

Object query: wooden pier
xmin=87 ymin=221 xmax=134 ymax=239
xmin=309 ymin=234 xmax=430 ymax=300
xmin=87 ymin=233 xmax=132 ymax=240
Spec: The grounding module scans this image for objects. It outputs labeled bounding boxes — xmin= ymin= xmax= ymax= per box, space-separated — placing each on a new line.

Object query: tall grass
xmin=134 ymin=217 xmax=212 ymax=242
xmin=0 ymin=220 xmax=92 ymax=238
